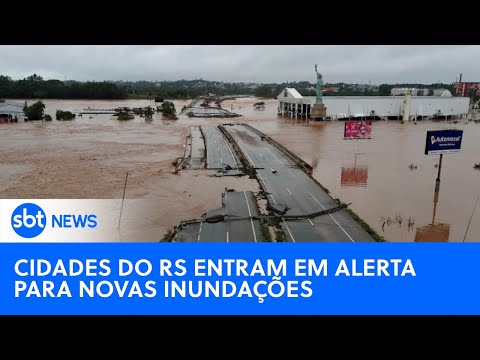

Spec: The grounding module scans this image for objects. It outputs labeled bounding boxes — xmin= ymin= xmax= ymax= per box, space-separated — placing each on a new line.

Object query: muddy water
xmin=1 ymin=97 xmax=479 ymax=242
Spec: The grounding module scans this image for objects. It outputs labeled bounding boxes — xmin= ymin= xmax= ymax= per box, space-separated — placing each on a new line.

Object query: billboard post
xmin=436 ymin=154 xmax=443 ymax=191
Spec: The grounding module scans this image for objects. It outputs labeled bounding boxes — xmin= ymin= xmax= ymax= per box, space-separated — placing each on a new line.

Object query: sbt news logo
xmin=11 ymin=203 xmax=97 ymax=238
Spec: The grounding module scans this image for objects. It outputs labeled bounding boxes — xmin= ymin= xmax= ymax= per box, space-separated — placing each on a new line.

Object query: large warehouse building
xmin=277 ymin=88 xmax=470 ymax=120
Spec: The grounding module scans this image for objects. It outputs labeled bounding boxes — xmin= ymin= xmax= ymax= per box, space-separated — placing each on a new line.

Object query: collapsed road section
xmin=166 ymin=123 xmax=379 ymax=243
xmin=180 ymin=97 xmax=241 ymax=118
xmin=174 ymin=125 xmax=245 ymax=176
xmin=174 ymin=190 xmax=263 ymax=243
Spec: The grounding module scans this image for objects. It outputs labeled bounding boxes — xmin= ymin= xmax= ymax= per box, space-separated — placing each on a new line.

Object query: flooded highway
xmin=1 ymin=97 xmax=479 ymax=242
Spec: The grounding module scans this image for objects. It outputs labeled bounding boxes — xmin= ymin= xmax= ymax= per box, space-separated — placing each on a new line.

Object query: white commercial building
xmin=277 ymin=88 xmax=469 ymax=120
xmin=390 ymin=88 xmax=452 ymax=97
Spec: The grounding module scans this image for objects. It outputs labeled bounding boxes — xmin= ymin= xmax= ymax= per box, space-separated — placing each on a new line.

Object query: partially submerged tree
xmin=24 ymin=100 xmax=45 ymax=120
xmin=56 ymin=110 xmax=76 ymax=120
xmin=115 ymin=112 xmax=134 ymax=120
xmin=159 ymin=101 xmax=178 ymax=119
xmin=143 ymin=106 xmax=155 ymax=119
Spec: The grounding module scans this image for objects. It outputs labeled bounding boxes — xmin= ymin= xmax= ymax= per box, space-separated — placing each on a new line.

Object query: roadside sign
xmin=424 ymin=129 xmax=463 ymax=155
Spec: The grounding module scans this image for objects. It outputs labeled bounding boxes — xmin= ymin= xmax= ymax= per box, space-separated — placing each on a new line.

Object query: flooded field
xmin=1 ymin=97 xmax=479 ymax=242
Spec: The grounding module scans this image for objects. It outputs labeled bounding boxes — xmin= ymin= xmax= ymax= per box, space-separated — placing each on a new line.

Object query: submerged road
xmin=224 ymin=124 xmax=374 ymax=242
xmin=174 ymin=191 xmax=263 ymax=242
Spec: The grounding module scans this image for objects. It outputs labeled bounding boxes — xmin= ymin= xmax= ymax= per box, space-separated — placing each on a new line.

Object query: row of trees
xmin=254 ymin=82 xmax=455 ymax=98
xmin=0 ymin=74 xmax=456 ymax=100
xmin=0 ymin=74 xmax=127 ymax=99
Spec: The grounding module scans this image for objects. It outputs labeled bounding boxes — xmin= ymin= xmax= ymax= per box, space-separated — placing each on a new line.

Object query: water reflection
xmin=341 ymin=165 xmax=368 ymax=188
xmin=415 ymin=182 xmax=450 ymax=242
xmin=341 ymin=151 xmax=368 ymax=188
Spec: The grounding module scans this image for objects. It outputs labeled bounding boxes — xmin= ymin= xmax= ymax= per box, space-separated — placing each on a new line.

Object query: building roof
xmin=433 ymin=89 xmax=452 ymax=96
xmin=285 ymin=88 xmax=303 ymax=99
xmin=0 ymin=101 xmax=26 ymax=115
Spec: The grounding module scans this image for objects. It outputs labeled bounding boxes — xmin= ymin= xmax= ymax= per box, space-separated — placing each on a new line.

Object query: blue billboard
xmin=425 ymin=129 xmax=463 ymax=155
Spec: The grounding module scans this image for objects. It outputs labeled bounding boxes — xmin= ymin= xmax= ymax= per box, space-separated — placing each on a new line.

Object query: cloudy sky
xmin=0 ymin=45 xmax=477 ymax=84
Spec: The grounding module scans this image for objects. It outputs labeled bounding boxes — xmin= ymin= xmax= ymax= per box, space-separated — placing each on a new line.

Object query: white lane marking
xmin=244 ymin=151 xmax=255 ymax=166
xmin=197 ymin=221 xmax=203 ymax=242
xmin=220 ymin=158 xmax=222 ymax=163
xmin=306 ymin=189 xmax=354 ymax=242
xmin=218 ymin=128 xmax=236 ymax=163
xmin=244 ymin=191 xmax=258 ymax=243
xmin=217 ymin=147 xmax=220 ymax=152
xmin=258 ymin=153 xmax=263 ymax=158
xmin=267 ymin=148 xmax=285 ymax=166
xmin=285 ymin=187 xmax=292 ymax=195
xmin=308 ymin=218 xmax=314 ymax=226
xmin=258 ymin=174 xmax=277 ymax=204
xmin=282 ymin=218 xmax=296 ymax=242
xmin=226 ymin=231 xmax=229 ymax=243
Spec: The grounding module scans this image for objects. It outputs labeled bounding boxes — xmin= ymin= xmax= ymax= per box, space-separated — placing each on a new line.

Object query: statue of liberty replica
xmin=315 ymin=64 xmax=324 ymax=104
xmin=312 ymin=64 xmax=327 ymax=120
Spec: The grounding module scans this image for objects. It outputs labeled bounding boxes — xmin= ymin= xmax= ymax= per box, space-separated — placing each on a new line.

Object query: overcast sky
xmin=0 ymin=45 xmax=477 ymax=84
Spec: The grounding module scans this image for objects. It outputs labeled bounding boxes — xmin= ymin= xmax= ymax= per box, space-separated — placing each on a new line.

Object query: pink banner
xmin=344 ymin=121 xmax=372 ymax=139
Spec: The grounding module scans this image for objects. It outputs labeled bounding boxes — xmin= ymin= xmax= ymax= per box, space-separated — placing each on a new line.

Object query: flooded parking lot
xmin=1 ymin=97 xmax=479 ymax=242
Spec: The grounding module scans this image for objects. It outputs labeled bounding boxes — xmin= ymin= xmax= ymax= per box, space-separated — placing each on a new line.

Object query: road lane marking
xmin=285 ymin=187 xmax=292 ymax=195
xmin=219 ymin=128 xmax=237 ymax=163
xmin=306 ymin=189 xmax=354 ymax=242
xmin=282 ymin=219 xmax=296 ymax=242
xmin=244 ymin=191 xmax=257 ymax=243
xmin=308 ymin=218 xmax=314 ymax=226
xmin=267 ymin=148 xmax=285 ymax=166
xmin=244 ymin=151 xmax=255 ymax=166
xmin=226 ymin=231 xmax=229 ymax=243
xmin=197 ymin=221 xmax=203 ymax=242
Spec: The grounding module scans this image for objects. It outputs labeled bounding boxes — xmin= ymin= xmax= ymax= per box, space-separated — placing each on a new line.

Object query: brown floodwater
xmin=1 ymin=97 xmax=479 ymax=242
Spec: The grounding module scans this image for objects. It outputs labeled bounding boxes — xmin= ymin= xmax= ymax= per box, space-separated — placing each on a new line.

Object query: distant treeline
xmin=0 ymin=74 xmax=456 ymax=100
xmin=0 ymin=74 xmax=127 ymax=99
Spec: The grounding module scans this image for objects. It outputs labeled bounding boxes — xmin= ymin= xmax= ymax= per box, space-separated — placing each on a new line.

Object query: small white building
xmin=276 ymin=88 xmax=469 ymax=120
xmin=0 ymin=101 xmax=27 ymax=121
xmin=433 ymin=89 xmax=452 ymax=97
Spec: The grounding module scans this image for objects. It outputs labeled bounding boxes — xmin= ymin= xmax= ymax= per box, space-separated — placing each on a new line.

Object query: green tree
xmin=254 ymin=85 xmax=274 ymax=98
xmin=56 ymin=110 xmax=76 ymax=120
xmin=116 ymin=112 xmax=134 ymax=120
xmin=143 ymin=106 xmax=155 ymax=119
xmin=24 ymin=101 xmax=45 ymax=120
xmin=159 ymin=101 xmax=177 ymax=119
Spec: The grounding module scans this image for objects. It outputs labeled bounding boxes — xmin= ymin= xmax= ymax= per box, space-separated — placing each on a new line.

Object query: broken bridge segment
xmin=173 ymin=191 xmax=264 ymax=243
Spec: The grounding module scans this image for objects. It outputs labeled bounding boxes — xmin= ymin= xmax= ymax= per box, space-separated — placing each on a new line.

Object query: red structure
xmin=344 ymin=120 xmax=372 ymax=139
xmin=453 ymin=82 xmax=479 ymax=97
xmin=0 ymin=116 xmax=18 ymax=124
xmin=341 ymin=166 xmax=368 ymax=187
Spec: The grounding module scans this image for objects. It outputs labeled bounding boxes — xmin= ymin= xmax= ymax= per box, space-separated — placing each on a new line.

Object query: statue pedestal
xmin=311 ymin=103 xmax=327 ymax=120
